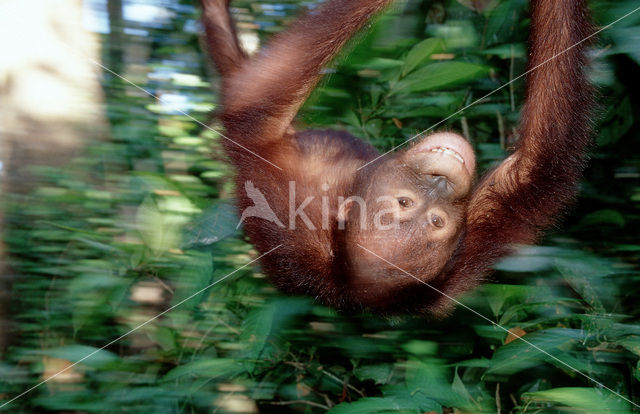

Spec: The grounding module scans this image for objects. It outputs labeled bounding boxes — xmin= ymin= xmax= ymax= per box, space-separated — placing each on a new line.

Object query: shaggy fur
xmin=200 ymin=0 xmax=594 ymax=316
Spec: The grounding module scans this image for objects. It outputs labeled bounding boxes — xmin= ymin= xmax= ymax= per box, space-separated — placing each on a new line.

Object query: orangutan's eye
xmin=397 ymin=197 xmax=414 ymax=208
xmin=430 ymin=214 xmax=445 ymax=228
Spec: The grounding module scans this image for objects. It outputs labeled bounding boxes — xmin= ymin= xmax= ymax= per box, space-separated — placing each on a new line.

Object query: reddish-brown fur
xmin=200 ymin=0 xmax=593 ymax=316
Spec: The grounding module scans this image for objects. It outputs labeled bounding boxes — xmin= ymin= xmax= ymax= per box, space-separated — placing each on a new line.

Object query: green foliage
xmin=2 ymin=0 xmax=640 ymax=413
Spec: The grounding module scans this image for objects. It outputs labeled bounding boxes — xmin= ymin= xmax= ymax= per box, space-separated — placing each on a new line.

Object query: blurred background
xmin=1 ymin=0 xmax=639 ymax=412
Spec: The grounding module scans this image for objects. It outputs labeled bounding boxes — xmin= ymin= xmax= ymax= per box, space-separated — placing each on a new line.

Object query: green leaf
xmin=597 ymin=96 xmax=634 ymax=146
xmin=402 ymin=38 xmax=444 ymax=76
xmin=555 ymin=256 xmax=615 ymax=312
xmin=451 ymin=370 xmax=474 ymax=406
xmin=579 ymin=209 xmax=625 ymax=228
xmin=150 ymin=326 xmax=177 ymax=351
xmin=382 ymin=385 xmax=441 ymax=412
xmin=327 ymin=397 xmax=418 ymax=414
xmin=240 ymin=298 xmax=311 ymax=368
xmin=479 ymin=284 xmax=532 ymax=317
xmin=171 ymin=251 xmax=213 ymax=310
xmin=523 ymin=387 xmax=632 ymax=413
xmin=619 ymin=336 xmax=640 ymax=356
xmin=182 ymin=201 xmax=240 ymax=250
xmin=383 ymin=106 xmax=453 ymax=119
xmin=353 ymin=364 xmax=393 ymax=384
xmin=391 ymin=62 xmax=489 ymax=94
xmin=455 ymin=358 xmax=491 ymax=368
xmin=480 ymin=43 xmax=526 ymax=59
xmin=493 ymin=246 xmax=559 ymax=273
xmin=136 ymin=196 xmax=173 ymax=255
xmin=477 ymin=143 xmax=507 ymax=160
xmin=162 ymin=358 xmax=243 ymax=381
xmin=40 ymin=345 xmax=118 ymax=368
xmin=354 ymin=57 xmax=404 ymax=71
xmin=240 ymin=302 xmax=279 ymax=362
xmin=402 ymin=340 xmax=437 ymax=356
xmin=404 ymin=358 xmax=469 ymax=408
xmin=483 ymin=0 xmax=522 ymax=44
xmin=68 ymin=269 xmax=125 ymax=333
xmin=487 ymin=328 xmax=583 ymax=375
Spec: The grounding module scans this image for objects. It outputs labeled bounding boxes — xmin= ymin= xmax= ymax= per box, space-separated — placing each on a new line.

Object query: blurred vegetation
xmin=1 ymin=0 xmax=640 ymax=412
